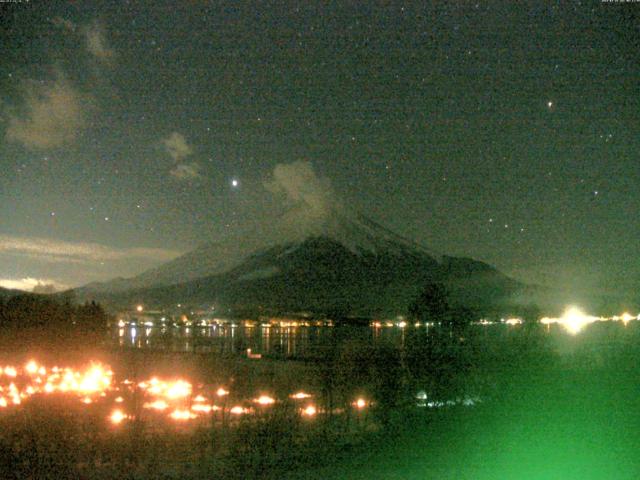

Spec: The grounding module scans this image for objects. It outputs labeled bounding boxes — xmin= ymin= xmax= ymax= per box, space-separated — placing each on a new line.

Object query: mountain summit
xmin=84 ymin=207 xmax=438 ymax=292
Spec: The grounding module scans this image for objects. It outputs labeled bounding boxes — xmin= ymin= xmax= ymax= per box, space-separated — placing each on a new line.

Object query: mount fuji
xmin=78 ymin=208 xmax=525 ymax=318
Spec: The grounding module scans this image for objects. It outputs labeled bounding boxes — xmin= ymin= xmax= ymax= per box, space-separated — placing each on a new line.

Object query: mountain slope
xmin=82 ymin=234 xmax=273 ymax=294
xmin=82 ymin=209 xmax=439 ymax=295
xmin=83 ymin=233 xmax=523 ymax=318
xmin=77 ymin=209 xmax=533 ymax=317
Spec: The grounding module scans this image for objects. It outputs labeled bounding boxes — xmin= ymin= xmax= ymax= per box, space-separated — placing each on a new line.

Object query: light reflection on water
xmin=114 ymin=324 xmax=410 ymax=356
xmin=113 ymin=319 xmax=640 ymax=358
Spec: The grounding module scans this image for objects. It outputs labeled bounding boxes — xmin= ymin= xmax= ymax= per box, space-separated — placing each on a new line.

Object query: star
xmin=231 ymin=179 xmax=239 ymax=188
xmin=547 ymin=100 xmax=554 ymax=108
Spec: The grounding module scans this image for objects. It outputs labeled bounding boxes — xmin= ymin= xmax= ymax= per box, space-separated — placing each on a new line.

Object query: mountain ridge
xmin=81 ymin=209 xmax=441 ymax=295
xmin=77 ymin=230 xmax=524 ymax=318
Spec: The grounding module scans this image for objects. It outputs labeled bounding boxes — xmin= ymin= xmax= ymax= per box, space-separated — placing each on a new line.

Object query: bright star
xmin=231 ymin=179 xmax=239 ymax=188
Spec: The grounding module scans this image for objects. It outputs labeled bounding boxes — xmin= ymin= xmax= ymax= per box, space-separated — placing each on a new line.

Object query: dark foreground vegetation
xmin=0 ymin=294 xmax=108 ymax=331
xmin=0 ymin=294 xmax=109 ymax=349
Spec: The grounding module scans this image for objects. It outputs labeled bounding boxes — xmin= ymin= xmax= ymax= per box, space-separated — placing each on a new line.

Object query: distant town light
xmin=290 ymin=392 xmax=312 ymax=400
xmin=255 ymin=395 xmax=275 ymax=405
xmin=302 ymin=405 xmax=317 ymax=416
xmin=136 ymin=305 xmax=143 ymax=312
xmin=561 ymin=306 xmax=594 ymax=334
xmin=620 ymin=312 xmax=634 ymax=324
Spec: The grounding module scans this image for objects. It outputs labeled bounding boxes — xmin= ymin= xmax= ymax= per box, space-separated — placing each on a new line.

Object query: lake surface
xmin=113 ymin=323 xmax=409 ymax=356
xmin=111 ymin=319 xmax=640 ymax=359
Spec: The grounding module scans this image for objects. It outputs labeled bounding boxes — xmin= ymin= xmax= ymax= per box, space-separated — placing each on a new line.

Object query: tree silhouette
xmin=408 ymin=282 xmax=450 ymax=323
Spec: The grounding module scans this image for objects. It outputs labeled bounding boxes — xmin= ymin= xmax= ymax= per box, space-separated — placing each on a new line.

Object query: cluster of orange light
xmin=0 ymin=361 xmax=368 ymax=426
xmin=138 ymin=379 xmax=220 ymax=421
xmin=0 ymin=361 xmax=113 ymax=408
xmin=110 ymin=385 xmax=357 ymax=424
xmin=138 ymin=378 xmax=192 ymax=399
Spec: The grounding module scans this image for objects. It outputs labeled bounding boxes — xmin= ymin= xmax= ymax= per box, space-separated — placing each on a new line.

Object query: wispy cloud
xmin=5 ymin=73 xmax=87 ymax=150
xmin=265 ymin=160 xmax=339 ymax=233
xmin=5 ymin=18 xmax=115 ymax=151
xmin=83 ymin=21 xmax=115 ymax=65
xmin=162 ymin=132 xmax=193 ymax=162
xmin=0 ymin=235 xmax=181 ymax=265
xmin=0 ymin=277 xmax=68 ymax=293
xmin=170 ymin=163 xmax=202 ymax=180
xmin=162 ymin=132 xmax=203 ymax=180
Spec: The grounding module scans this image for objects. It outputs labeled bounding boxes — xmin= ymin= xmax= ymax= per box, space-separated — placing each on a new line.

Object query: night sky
xmin=1 ymin=1 xmax=638 ymax=297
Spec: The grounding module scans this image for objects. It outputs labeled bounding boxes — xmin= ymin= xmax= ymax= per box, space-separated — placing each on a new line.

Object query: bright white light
xmin=231 ymin=179 xmax=239 ymax=187
xmin=561 ymin=306 xmax=594 ymax=334
xmin=620 ymin=312 xmax=634 ymax=324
